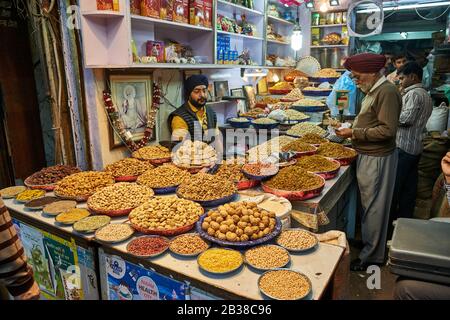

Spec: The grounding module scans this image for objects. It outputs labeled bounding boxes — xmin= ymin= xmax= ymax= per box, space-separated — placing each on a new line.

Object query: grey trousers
xmin=356 ymin=149 xmax=398 ymax=264
xmin=394 ymin=278 xmax=450 ymax=300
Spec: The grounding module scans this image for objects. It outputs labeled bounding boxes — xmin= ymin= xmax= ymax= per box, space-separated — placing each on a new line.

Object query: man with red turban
xmin=336 ymin=53 xmax=402 ymax=272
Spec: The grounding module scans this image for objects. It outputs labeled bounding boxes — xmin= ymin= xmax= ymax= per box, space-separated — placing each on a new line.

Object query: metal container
xmin=330 ymin=47 xmax=348 ymax=68
xmin=319 ymin=48 xmax=331 ymax=68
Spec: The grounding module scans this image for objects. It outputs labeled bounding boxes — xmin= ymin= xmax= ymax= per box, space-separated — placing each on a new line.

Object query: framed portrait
xmin=231 ymin=88 xmax=244 ymax=98
xmin=109 ymin=74 xmax=153 ymax=149
xmin=257 ymin=78 xmax=268 ymax=95
xmin=214 ymin=81 xmax=229 ymax=100
xmin=243 ymin=85 xmax=257 ymax=109
xmin=207 ymin=83 xmax=215 ymax=102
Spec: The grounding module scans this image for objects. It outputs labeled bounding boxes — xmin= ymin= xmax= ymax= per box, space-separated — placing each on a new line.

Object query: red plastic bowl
xmin=114 ymin=175 xmax=139 ymax=182
xmin=261 ymin=175 xmax=325 ymax=201
xmin=130 ymin=221 xmax=197 ymax=237
xmin=310 ymin=159 xmax=341 ymax=180
xmin=291 ymin=148 xmax=318 ymax=159
xmin=236 ymin=179 xmax=260 ymax=190
xmin=148 ymin=157 xmax=172 ymax=166
xmin=87 ymin=205 xmax=134 ymax=217
xmin=333 ymin=148 xmax=357 ymax=166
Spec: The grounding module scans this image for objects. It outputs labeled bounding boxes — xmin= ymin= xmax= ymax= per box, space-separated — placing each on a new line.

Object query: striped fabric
xmin=0 ymin=199 xmax=35 ymax=297
xmin=395 ymin=84 xmax=433 ymax=156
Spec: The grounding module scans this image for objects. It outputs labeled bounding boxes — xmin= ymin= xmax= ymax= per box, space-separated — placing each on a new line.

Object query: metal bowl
xmin=196 ymin=216 xmax=283 ymax=249
xmin=197 ymin=248 xmax=244 ymax=275
xmin=126 ymin=235 xmax=170 ymax=259
xmin=244 ymin=245 xmax=291 ymax=271
xmin=275 ymin=228 xmax=319 ymax=252
xmin=168 ymin=233 xmax=211 ymax=258
xmin=258 ymin=269 xmax=312 ymax=300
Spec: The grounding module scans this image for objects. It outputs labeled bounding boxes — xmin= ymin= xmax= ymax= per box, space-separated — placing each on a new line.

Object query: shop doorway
xmin=0 ymin=1 xmax=46 ymax=187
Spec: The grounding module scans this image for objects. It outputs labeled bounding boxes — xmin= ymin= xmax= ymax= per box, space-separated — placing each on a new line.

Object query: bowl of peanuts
xmin=169 ymin=233 xmax=211 ymax=257
xmin=275 ymin=228 xmax=319 ymax=252
xmin=258 ymin=269 xmax=312 ymax=300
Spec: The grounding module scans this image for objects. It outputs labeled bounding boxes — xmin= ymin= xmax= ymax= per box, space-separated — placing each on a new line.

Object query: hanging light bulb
xmin=320 ymin=3 xmax=328 ymax=12
xmin=291 ymin=25 xmax=303 ymax=51
xmin=306 ymin=1 xmax=314 ymax=9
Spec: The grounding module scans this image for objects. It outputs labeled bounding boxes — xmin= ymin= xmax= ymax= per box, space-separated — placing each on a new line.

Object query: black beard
xmin=190 ymin=98 xmax=206 ymax=109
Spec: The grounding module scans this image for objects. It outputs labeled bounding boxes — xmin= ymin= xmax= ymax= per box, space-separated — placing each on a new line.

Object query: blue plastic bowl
xmin=302 ymin=89 xmax=332 ymax=97
xmin=227 ymin=118 xmax=251 ymax=129
xmin=153 ymin=185 xmax=178 ymax=195
xmin=251 ymin=121 xmax=280 ymax=130
xmin=176 ymin=190 xmax=238 ymax=208
xmin=196 ymin=216 xmax=283 ymax=249
xmin=291 ymin=105 xmax=328 ymax=113
xmin=308 ymin=77 xmax=339 ymax=84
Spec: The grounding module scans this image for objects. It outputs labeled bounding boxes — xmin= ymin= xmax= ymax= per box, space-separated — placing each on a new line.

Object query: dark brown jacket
xmin=352 ymin=78 xmax=402 ymax=156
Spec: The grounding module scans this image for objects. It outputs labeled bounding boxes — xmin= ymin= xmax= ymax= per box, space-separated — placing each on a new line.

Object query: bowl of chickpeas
xmin=196 ymin=201 xmax=282 ymax=248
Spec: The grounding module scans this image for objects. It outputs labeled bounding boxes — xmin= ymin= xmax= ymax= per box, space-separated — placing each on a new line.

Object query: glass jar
xmin=327 ymin=12 xmax=335 ymax=25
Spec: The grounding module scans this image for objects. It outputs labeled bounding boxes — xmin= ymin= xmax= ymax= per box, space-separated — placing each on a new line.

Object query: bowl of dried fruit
xmin=281 ymin=141 xmax=318 ymax=159
xmin=24 ymin=165 xmax=81 ymax=191
xmin=261 ymin=166 xmax=325 ymax=201
xmin=196 ymin=201 xmax=282 ymax=248
xmin=169 ymin=233 xmax=211 ymax=257
xmin=242 ymin=163 xmax=279 ymax=181
xmin=296 ymin=155 xmax=341 ymax=180
xmin=316 ymin=143 xmax=357 ymax=166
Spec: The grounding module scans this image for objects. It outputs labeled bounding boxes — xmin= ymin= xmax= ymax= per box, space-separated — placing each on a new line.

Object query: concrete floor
xmin=347 ymin=242 xmax=398 ymax=300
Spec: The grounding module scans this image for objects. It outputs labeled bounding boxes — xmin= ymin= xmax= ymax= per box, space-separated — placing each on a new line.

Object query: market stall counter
xmin=4 ymin=196 xmax=100 ymax=300
xmin=4 ymin=189 xmax=345 ymax=300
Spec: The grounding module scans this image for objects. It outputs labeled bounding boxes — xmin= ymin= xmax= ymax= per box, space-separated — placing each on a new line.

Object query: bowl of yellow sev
xmin=197 ymin=248 xmax=243 ymax=275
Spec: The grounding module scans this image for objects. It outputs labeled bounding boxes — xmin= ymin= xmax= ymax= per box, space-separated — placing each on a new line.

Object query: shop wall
xmin=85 ymin=68 xmax=247 ymax=170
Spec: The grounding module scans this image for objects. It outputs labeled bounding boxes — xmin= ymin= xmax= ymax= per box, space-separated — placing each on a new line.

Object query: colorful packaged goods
xmin=141 ymin=0 xmax=160 ymax=18
xmin=189 ymin=0 xmax=204 ymax=26
xmin=97 ymin=0 xmax=114 ymax=11
xmin=146 ymin=41 xmax=165 ymax=63
xmin=130 ymin=0 xmax=141 ymax=15
xmin=174 ymin=0 xmax=189 ymax=23
xmin=203 ymin=0 xmax=212 ymax=28
xmin=160 ymin=0 xmax=174 ymax=21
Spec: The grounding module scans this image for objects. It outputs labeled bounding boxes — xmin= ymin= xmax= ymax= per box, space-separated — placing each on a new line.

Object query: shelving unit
xmin=265 ymin=0 xmax=297 ymax=68
xmin=267 ymin=15 xmax=295 ymax=26
xmin=78 ymin=0 xmax=300 ymax=69
xmin=309 ymin=8 xmax=349 ymax=68
xmin=217 ymin=0 xmax=264 ymax=16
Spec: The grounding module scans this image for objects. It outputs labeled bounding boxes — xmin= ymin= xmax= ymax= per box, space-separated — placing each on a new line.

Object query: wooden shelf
xmin=311 ymin=24 xmax=346 ymax=28
xmin=131 ymin=63 xmax=272 ymax=69
xmin=206 ymin=100 xmax=235 ymax=106
xmin=217 ymin=30 xmax=264 ymax=41
xmin=131 ymin=15 xmax=212 ymax=32
xmin=82 ymin=11 xmax=125 ymax=18
xmin=217 ymin=0 xmax=264 ymax=16
xmin=310 ymin=44 xmax=349 ymax=48
xmin=267 ymin=15 xmax=295 ymax=25
xmin=267 ymin=39 xmax=290 ymax=45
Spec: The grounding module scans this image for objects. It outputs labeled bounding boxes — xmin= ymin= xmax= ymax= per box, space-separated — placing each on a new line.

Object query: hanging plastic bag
xmin=327 ymin=71 xmax=357 ymax=116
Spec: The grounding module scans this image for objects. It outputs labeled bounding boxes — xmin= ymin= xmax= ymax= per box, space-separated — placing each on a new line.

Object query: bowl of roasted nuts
xmin=176 ymin=173 xmax=238 ymax=207
xmin=129 ymin=196 xmax=204 ymax=236
xmin=104 ymin=158 xmax=154 ymax=182
xmin=196 ymin=201 xmax=282 ymax=248
xmin=242 ymin=163 xmax=279 ymax=181
xmin=132 ymin=145 xmax=172 ymax=166
xmin=169 ymin=233 xmax=210 ymax=257
xmin=244 ymin=244 xmax=291 ymax=271
xmin=280 ymin=140 xmax=318 ymax=159
xmin=87 ymin=183 xmax=154 ymax=217
xmin=137 ymin=164 xmax=191 ymax=194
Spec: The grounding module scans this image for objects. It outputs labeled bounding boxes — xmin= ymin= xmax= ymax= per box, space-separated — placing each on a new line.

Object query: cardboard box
xmin=146 ymin=41 xmax=165 ymax=62
xmin=160 ymin=0 xmax=174 ymax=21
xmin=189 ymin=0 xmax=204 ymax=27
xmin=141 ymin=0 xmax=160 ymax=19
xmin=203 ymin=0 xmax=212 ymax=28
xmin=174 ymin=0 xmax=189 ymax=23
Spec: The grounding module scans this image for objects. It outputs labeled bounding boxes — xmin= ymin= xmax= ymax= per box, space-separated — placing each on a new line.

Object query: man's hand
xmin=441 ymin=152 xmax=450 ymax=184
xmin=335 ymin=128 xmax=353 ymax=138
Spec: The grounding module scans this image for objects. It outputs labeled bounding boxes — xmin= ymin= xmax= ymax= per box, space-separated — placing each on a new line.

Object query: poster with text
xmin=105 ymin=254 xmax=186 ymax=300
